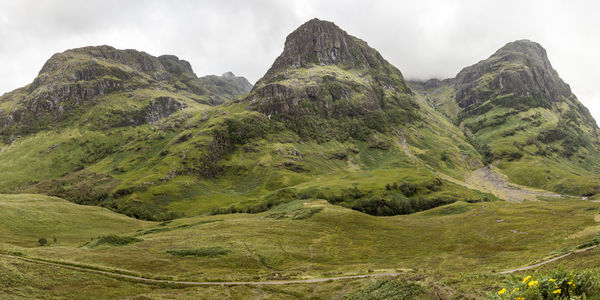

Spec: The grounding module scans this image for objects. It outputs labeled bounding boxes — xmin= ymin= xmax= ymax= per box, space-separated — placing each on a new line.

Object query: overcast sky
xmin=1 ymin=0 xmax=599 ymax=122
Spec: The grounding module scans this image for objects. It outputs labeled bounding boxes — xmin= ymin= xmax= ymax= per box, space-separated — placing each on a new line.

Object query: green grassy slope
xmin=1 ymin=193 xmax=600 ymax=298
xmin=0 ymin=194 xmax=152 ymax=247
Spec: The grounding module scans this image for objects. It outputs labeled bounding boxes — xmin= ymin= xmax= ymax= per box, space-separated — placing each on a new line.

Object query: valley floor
xmin=2 ymin=192 xmax=600 ymax=298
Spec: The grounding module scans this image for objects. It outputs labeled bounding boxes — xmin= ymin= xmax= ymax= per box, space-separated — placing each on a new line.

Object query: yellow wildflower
xmin=511 ymin=287 xmax=519 ymax=293
xmin=498 ymin=288 xmax=507 ymax=295
xmin=517 ymin=297 xmax=525 ymax=300
xmin=548 ymin=278 xmax=555 ymax=282
xmin=522 ymin=275 xmax=532 ymax=284
xmin=568 ymin=281 xmax=574 ymax=285
xmin=528 ymin=280 xmax=539 ymax=287
xmin=553 ymin=289 xmax=561 ymax=294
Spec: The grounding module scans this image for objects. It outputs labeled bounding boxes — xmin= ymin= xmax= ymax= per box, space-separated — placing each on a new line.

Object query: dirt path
xmin=499 ymin=245 xmax=599 ymax=274
xmin=0 ymin=253 xmax=399 ymax=286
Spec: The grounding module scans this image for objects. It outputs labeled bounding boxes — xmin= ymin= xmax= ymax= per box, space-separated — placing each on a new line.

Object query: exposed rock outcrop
xmin=247 ymin=18 xmax=413 ymax=120
xmin=454 ymin=40 xmax=572 ymax=109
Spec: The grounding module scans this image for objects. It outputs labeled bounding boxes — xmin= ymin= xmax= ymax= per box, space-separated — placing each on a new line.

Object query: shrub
xmin=343 ymin=279 xmax=426 ymax=299
xmin=167 ymin=247 xmax=230 ymax=257
xmin=38 ymin=237 xmax=47 ymax=246
xmin=440 ymin=152 xmax=450 ymax=162
xmin=399 ymin=182 xmax=417 ymax=197
xmin=89 ymin=235 xmax=142 ymax=248
xmin=491 ymin=270 xmax=600 ymax=299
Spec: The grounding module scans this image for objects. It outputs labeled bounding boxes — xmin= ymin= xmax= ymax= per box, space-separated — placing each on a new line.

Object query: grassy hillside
xmin=1 ymin=193 xmax=600 ymax=298
xmin=0 ymin=194 xmax=152 ymax=247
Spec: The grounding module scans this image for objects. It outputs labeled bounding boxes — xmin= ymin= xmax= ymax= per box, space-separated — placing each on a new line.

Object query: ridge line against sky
xmin=1 ymin=0 xmax=599 ymax=124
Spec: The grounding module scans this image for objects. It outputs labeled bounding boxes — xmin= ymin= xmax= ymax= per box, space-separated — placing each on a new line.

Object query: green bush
xmin=399 ymin=182 xmax=418 ymax=197
xmin=38 ymin=237 xmax=47 ymax=246
xmin=343 ymin=278 xmax=426 ymax=300
xmin=89 ymin=235 xmax=142 ymax=247
xmin=167 ymin=247 xmax=230 ymax=257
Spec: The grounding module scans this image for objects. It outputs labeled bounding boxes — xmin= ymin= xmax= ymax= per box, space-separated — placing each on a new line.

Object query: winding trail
xmin=3 ymin=245 xmax=599 ymax=284
xmin=0 ymin=253 xmax=399 ymax=286
xmin=499 ymin=245 xmax=599 ymax=274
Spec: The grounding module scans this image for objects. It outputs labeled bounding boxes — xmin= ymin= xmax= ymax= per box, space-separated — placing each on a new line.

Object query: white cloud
xmin=1 ymin=0 xmax=599 ymax=123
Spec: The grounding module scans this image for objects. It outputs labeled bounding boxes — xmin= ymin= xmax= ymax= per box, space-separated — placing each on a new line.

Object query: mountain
xmin=0 ymin=19 xmax=493 ymax=220
xmin=4 ymin=18 xmax=600 ymax=300
xmin=0 ymin=45 xmax=256 ymax=219
xmin=247 ymin=18 xmax=415 ymax=136
xmin=2 ymin=20 xmax=599 ymax=221
xmin=410 ymin=40 xmax=600 ymax=195
xmin=0 ymin=45 xmax=251 ymax=138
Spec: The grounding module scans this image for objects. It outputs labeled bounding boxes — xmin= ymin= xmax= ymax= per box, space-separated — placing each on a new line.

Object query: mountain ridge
xmin=1 ymin=19 xmax=599 ymax=221
xmin=410 ymin=38 xmax=600 ymax=195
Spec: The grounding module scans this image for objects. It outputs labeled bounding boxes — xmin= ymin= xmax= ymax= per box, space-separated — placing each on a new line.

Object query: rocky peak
xmin=455 ymin=39 xmax=571 ymax=108
xmin=247 ymin=18 xmax=414 ymax=121
xmin=221 ymin=72 xmax=235 ymax=78
xmin=38 ymin=46 xmax=198 ymax=80
xmin=158 ymin=55 xmax=195 ymax=76
xmin=263 ymin=18 xmax=390 ymax=78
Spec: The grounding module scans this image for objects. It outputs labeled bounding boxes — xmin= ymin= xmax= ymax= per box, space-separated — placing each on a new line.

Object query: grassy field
xmin=0 ymin=194 xmax=153 ymax=248
xmin=2 ymin=193 xmax=600 ymax=298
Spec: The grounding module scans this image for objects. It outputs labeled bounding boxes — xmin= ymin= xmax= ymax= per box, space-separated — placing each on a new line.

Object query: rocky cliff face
xmin=263 ymin=18 xmax=399 ymax=76
xmin=197 ymin=72 xmax=252 ymax=105
xmin=455 ymin=40 xmax=572 ymax=109
xmin=247 ymin=18 xmax=413 ymax=125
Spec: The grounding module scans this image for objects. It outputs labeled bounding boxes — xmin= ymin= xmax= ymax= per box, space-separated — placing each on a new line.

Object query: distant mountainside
xmin=410 ymin=40 xmax=600 ymax=195
xmin=1 ymin=19 xmax=599 ymax=221
xmin=0 ymin=45 xmax=251 ymax=138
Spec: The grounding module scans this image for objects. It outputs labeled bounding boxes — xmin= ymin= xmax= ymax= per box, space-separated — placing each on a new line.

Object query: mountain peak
xmin=500 ymin=39 xmax=544 ymax=52
xmin=455 ymin=39 xmax=571 ymax=109
xmin=490 ymin=39 xmax=552 ymax=69
xmin=264 ymin=18 xmax=373 ymax=77
xmin=248 ymin=18 xmax=413 ymax=121
xmin=221 ymin=71 xmax=235 ymax=78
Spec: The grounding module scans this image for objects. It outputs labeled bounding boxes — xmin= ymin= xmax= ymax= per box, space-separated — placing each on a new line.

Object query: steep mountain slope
xmin=0 ymin=20 xmax=493 ymax=220
xmin=411 ymin=40 xmax=600 ymax=196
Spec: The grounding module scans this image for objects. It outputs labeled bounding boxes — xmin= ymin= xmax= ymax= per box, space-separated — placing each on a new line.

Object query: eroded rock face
xmin=112 ymin=97 xmax=185 ymax=127
xmin=454 ymin=40 xmax=572 ymax=109
xmin=263 ymin=18 xmax=405 ymax=78
xmin=267 ymin=18 xmax=357 ymax=72
xmin=158 ymin=55 xmax=195 ymax=76
xmin=248 ymin=18 xmax=412 ymax=119
xmin=144 ymin=97 xmax=185 ymax=124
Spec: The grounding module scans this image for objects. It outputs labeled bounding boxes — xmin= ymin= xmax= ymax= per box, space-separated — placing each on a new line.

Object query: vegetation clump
xmin=166 ymin=247 xmax=230 ymax=257
xmin=343 ymin=278 xmax=426 ymax=299
xmin=88 ymin=235 xmax=142 ymax=248
xmin=492 ymin=270 xmax=600 ymax=299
